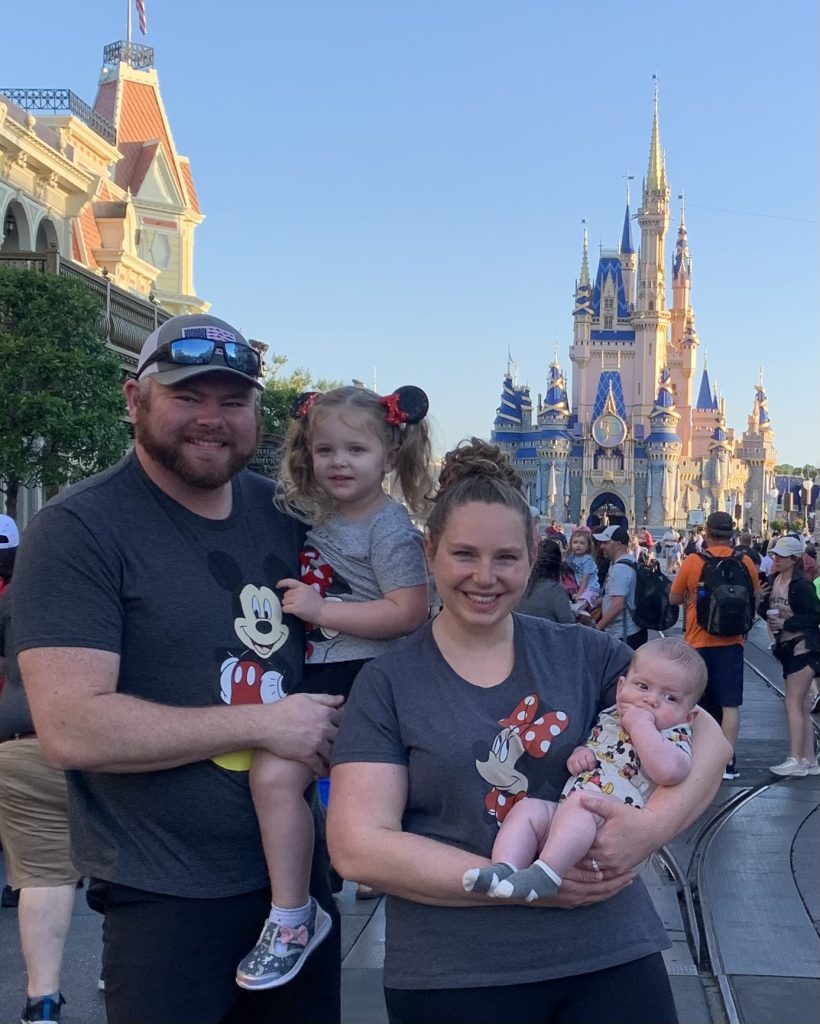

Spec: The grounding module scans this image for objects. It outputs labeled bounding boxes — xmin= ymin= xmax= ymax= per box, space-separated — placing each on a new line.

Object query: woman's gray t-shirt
xmin=331 ymin=616 xmax=669 ymax=989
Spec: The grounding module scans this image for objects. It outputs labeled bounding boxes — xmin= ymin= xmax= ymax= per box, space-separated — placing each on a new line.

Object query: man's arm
xmin=20 ymin=647 xmax=343 ymax=774
xmin=596 ymin=595 xmax=625 ymax=631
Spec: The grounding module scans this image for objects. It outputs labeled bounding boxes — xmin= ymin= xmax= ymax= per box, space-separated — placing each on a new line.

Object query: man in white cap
xmin=13 ymin=315 xmax=343 ymax=1024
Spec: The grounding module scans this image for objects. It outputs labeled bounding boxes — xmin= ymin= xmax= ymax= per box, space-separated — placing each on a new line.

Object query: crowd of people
xmin=0 ymin=311 xmax=817 ymax=1024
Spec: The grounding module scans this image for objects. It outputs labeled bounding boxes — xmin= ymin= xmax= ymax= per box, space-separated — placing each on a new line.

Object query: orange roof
xmin=179 ymin=158 xmax=201 ymax=214
xmin=94 ymin=80 xmax=118 ymax=124
xmin=77 ymin=205 xmax=102 ymax=268
xmin=115 ymin=80 xmax=183 ymax=197
xmin=128 ymin=141 xmax=160 ymax=195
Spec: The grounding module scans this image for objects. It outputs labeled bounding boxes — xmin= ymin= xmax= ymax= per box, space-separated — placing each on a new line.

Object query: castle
xmin=490 ymin=91 xmax=778 ymax=535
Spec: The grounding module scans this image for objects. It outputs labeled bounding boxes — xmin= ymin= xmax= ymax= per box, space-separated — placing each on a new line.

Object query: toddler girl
xmin=236 ymin=385 xmax=433 ymax=991
xmin=566 ymin=526 xmax=600 ymax=616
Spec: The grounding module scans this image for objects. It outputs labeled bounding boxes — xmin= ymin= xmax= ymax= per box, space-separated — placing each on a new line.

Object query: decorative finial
xmin=553 ymin=340 xmax=559 ymax=366
xmin=678 ymin=192 xmax=686 ymax=226
xmin=624 ymin=173 xmax=634 ymax=205
xmin=758 ymin=364 xmax=764 ymax=389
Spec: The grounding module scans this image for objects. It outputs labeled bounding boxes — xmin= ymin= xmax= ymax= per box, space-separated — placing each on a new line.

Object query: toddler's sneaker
xmin=722 ymin=760 xmax=740 ymax=780
xmin=236 ymin=898 xmax=332 ymax=990
xmin=769 ymin=757 xmax=808 ymax=778
xmin=22 ymin=994 xmax=65 ymax=1023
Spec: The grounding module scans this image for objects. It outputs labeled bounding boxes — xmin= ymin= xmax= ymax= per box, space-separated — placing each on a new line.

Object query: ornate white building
xmin=491 ymin=92 xmax=778 ymax=535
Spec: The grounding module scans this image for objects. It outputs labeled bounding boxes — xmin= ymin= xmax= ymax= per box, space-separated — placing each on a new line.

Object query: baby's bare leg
xmin=493 ymin=791 xmax=605 ymax=901
xmin=463 ymin=798 xmax=556 ymax=894
xmin=250 ymin=750 xmax=315 ymax=908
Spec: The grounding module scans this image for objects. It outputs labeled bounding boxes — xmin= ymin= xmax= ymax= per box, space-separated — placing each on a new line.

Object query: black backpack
xmin=695 ymin=551 xmax=756 ymax=637
xmin=617 ymin=558 xmax=679 ymax=632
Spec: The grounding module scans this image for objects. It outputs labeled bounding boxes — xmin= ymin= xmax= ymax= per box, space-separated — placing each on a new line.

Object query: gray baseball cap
xmin=136 ymin=314 xmax=262 ymax=389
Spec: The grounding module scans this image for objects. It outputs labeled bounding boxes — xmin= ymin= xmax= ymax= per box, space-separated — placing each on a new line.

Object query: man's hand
xmin=277 ymin=578 xmax=327 ymax=625
xmin=260 ymin=693 xmax=344 ymax=776
xmin=566 ymin=745 xmax=598 ymax=775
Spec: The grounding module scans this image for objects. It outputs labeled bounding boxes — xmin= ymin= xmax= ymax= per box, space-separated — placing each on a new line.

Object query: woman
xmin=328 ymin=439 xmax=728 ymax=1024
xmin=759 ymin=535 xmax=820 ymax=776
xmin=516 ymin=539 xmax=574 ymax=623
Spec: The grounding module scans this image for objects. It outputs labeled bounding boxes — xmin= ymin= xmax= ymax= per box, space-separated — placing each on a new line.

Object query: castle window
xmin=603 ymin=315 xmax=613 ymax=329
xmin=604 ymin=297 xmax=614 ymax=311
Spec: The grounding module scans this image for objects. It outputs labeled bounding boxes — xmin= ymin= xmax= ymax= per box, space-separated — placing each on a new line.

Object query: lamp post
xmin=744 ymin=500 xmax=752 ymax=532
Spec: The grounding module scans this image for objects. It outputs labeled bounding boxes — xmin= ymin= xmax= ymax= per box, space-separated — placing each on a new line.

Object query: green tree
xmin=0 ymin=268 xmax=130 ymax=519
xmin=260 ymin=353 xmax=342 ymax=438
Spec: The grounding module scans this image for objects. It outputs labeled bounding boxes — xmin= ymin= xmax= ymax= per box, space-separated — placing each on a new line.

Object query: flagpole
xmin=127 ymin=0 xmax=132 ymax=44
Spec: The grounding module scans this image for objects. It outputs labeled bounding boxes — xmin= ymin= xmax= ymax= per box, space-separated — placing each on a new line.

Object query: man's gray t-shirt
xmin=13 ymin=453 xmax=306 ymax=898
xmin=303 ymin=499 xmax=426 ymax=664
xmin=602 ymin=556 xmax=641 ymax=640
xmin=332 ymin=616 xmax=668 ymax=989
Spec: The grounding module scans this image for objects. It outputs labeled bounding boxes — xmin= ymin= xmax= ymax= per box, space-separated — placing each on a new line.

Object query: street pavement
xmin=1 ymin=621 xmax=817 ymax=1023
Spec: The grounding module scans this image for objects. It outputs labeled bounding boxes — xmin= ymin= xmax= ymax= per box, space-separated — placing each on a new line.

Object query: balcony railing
xmin=0 ymin=88 xmax=116 ymax=145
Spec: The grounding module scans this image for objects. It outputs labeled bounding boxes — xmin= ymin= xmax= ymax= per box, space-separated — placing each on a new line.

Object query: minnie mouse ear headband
xmin=289 ymin=385 xmax=429 ymax=427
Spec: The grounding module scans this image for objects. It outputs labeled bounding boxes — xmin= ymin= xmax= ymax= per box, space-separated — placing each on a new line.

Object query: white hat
xmin=769 ymin=536 xmax=804 ymax=559
xmin=0 ymin=514 xmax=19 ymax=548
xmin=593 ymin=525 xmax=629 ymax=544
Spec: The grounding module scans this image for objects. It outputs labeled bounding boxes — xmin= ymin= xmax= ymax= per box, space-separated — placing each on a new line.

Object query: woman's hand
xmin=578 ymin=794 xmax=665 ymax=876
xmin=541 ymin=862 xmax=636 ymax=908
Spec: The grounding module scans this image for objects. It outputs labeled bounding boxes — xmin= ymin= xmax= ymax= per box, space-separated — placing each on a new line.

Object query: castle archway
xmin=588 ymin=492 xmax=627 ymax=530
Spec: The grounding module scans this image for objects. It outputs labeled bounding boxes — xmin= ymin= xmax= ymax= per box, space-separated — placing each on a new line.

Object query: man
xmin=592 ymin=525 xmax=647 ymax=650
xmin=546 ymin=519 xmax=568 ymax=547
xmin=1 ymin=518 xmax=79 ymax=1024
xmin=13 ymin=314 xmax=343 ymax=1024
xmin=669 ymin=511 xmax=758 ymax=780
xmin=735 ymin=531 xmax=761 ymax=568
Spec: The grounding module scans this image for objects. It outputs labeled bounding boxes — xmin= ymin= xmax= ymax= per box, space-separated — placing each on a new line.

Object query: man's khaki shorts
xmin=0 ymin=738 xmax=79 ymax=889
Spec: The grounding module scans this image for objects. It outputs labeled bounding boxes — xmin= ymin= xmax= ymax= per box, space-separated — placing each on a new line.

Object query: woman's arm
xmin=580 ymin=708 xmax=730 ymax=874
xmin=327 ymin=761 xmax=632 ymax=909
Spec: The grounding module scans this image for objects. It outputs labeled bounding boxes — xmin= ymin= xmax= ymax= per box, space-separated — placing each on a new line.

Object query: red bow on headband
xmin=378 ymin=392 xmax=409 ymax=426
xmin=498 ymin=694 xmax=569 ymax=758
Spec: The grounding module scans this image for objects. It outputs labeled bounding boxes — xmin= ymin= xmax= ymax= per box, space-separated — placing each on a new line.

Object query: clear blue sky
xmin=5 ymin=2 xmax=819 ymax=465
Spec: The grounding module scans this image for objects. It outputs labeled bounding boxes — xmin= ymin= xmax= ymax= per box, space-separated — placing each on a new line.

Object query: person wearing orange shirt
xmin=669 ymin=512 xmax=759 ymax=780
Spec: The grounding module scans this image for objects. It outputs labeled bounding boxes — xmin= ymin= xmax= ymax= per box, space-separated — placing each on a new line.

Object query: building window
xmin=604 ymin=297 xmax=614 ymax=311
xmin=603 ymin=315 xmax=613 ymax=329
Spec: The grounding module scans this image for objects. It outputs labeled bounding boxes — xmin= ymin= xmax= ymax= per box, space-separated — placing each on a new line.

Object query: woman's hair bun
xmin=436 ymin=438 xmax=523 ymax=496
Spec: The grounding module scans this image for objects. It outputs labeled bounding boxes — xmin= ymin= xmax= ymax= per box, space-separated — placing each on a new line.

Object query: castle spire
xmin=620 ymin=177 xmax=635 ymax=255
xmin=645 ymin=76 xmax=666 ymax=194
xmin=579 ymin=221 xmax=590 ymax=287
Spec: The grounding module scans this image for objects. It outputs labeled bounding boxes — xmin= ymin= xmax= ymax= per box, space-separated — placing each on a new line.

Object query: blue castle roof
xmin=695 ymin=367 xmax=718 ymax=410
xmin=590 ymin=256 xmax=631 ymax=319
xmin=494 ymin=374 xmax=532 ymax=428
xmin=592 ymin=372 xmax=627 ymax=420
xmin=621 ymin=202 xmax=634 ymax=255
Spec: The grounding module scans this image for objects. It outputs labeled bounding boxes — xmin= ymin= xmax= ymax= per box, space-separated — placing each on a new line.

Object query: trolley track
xmin=653 ymin=632 xmax=820 ymax=1024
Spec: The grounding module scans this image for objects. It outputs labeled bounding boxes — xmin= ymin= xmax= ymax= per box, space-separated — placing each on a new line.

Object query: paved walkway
xmin=1 ymin=623 xmax=818 ymax=1023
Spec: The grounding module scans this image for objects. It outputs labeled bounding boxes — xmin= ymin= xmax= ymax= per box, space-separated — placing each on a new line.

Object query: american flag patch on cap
xmin=182 ymin=326 xmax=237 ymax=344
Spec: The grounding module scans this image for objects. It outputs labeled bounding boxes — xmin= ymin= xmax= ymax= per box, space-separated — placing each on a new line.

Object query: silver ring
xmin=591 ymin=858 xmax=600 ymax=872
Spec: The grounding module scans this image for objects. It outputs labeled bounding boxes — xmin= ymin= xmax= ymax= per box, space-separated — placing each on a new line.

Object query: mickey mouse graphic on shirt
xmin=474 ymin=694 xmax=570 ymax=826
xmin=208 ymin=551 xmax=294 ymax=770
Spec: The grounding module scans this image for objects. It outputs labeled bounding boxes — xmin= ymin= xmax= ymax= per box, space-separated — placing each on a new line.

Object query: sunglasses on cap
xmin=137 ymin=337 xmax=261 ymax=379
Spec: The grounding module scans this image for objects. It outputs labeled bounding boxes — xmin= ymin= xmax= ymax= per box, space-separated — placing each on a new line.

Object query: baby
xmin=463 ymin=637 xmax=707 ymax=900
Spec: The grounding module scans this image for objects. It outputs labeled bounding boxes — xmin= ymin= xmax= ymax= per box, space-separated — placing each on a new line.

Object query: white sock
xmin=268 ymin=900 xmax=311 ymax=927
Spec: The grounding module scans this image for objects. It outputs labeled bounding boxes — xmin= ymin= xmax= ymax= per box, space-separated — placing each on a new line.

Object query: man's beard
xmin=134 ymin=394 xmax=260 ymax=490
